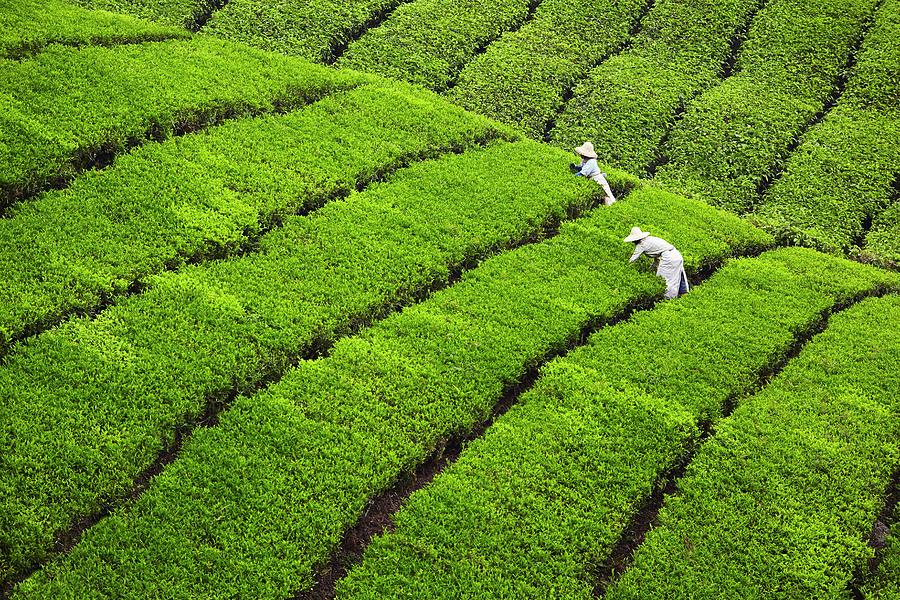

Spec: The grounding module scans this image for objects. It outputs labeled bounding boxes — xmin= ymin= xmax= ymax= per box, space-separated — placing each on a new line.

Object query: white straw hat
xmin=623 ymin=227 xmax=650 ymax=242
xmin=573 ymin=141 xmax=598 ymax=159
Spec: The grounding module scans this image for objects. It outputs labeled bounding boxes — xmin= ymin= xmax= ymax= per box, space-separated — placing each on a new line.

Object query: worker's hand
xmin=568 ymin=163 xmax=580 ymax=174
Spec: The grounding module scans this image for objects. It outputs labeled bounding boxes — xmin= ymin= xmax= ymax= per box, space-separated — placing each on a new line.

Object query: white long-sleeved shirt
xmin=629 ymin=236 xmax=675 ymax=262
xmin=578 ymin=158 xmax=617 ymax=204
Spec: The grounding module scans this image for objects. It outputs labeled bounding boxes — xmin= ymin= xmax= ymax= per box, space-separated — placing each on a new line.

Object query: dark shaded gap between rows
xmin=0 ymin=68 xmax=351 ymax=215
xmin=190 ymin=0 xmax=230 ymax=32
xmin=291 ymin=244 xmax=770 ymax=600
xmin=751 ymin=0 xmax=885 ymax=213
xmin=0 ymin=131 xmax=504 ymax=364
xmin=0 ymin=178 xmax=635 ymax=599
xmin=855 ymin=172 xmax=900 ymax=253
xmin=644 ymin=0 xmax=769 ymax=181
xmin=541 ymin=0 xmax=658 ymax=144
xmin=850 ymin=469 xmax=900 ymax=600
xmin=1 ymin=31 xmax=189 ymax=62
xmin=442 ymin=0 xmax=543 ymax=93
xmin=592 ymin=286 xmax=897 ymax=597
xmin=322 ymin=0 xmax=417 ymax=65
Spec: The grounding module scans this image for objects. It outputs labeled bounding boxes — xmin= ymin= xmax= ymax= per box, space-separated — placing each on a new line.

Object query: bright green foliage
xmin=10 ymin=185 xmax=770 ymax=598
xmin=0 ymin=81 xmax=505 ymax=352
xmin=608 ymin=295 xmax=900 ymax=598
xmin=449 ymin=0 xmax=647 ymax=139
xmin=72 ymin=0 xmax=218 ymax=30
xmin=202 ymin=0 xmax=403 ymax=63
xmin=655 ymin=0 xmax=882 ymax=213
xmin=337 ymin=249 xmax=900 ymax=598
xmin=0 ymin=36 xmax=365 ymax=206
xmin=0 ymin=140 xmax=618 ymax=584
xmin=336 ymin=0 xmax=535 ymax=91
xmin=0 ymin=0 xmax=187 ymax=58
xmin=752 ymin=0 xmax=900 ymax=256
xmin=550 ymin=0 xmax=762 ymax=174
xmin=866 ymin=196 xmax=900 ymax=266
xmin=863 ymin=505 xmax=900 ymax=599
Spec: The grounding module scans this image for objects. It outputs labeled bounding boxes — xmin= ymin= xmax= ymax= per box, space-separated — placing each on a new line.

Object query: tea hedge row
xmin=202 ymin=0 xmax=405 ymax=63
xmin=0 ymin=81 xmax=506 ymax=352
xmin=866 ymin=197 xmax=900 ymax=267
xmin=337 ymin=248 xmax=900 ymax=598
xmin=654 ymin=0 xmax=881 ymax=213
xmin=448 ymin=0 xmax=647 ymax=139
xmin=0 ymin=140 xmax=615 ymax=584
xmin=12 ymin=186 xmax=771 ymax=598
xmin=0 ymin=0 xmax=187 ymax=58
xmin=0 ymin=36 xmax=364 ymax=207
xmin=336 ymin=0 xmax=536 ymax=91
xmin=550 ymin=0 xmax=763 ymax=175
xmin=609 ymin=294 xmax=900 ymax=598
xmin=72 ymin=0 xmax=215 ymax=29
xmin=751 ymin=0 xmax=900 ymax=256
xmin=863 ymin=504 xmax=900 ymax=599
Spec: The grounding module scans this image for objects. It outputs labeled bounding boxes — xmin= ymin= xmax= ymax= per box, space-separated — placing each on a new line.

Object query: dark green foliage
xmin=449 ymin=0 xmax=647 ymax=139
xmin=0 ymin=0 xmax=187 ymax=58
xmin=336 ymin=0 xmax=535 ymax=91
xmin=550 ymin=0 xmax=761 ymax=174
xmin=0 ymin=81 xmax=509 ymax=350
xmin=72 ymin=0 xmax=218 ymax=29
xmin=654 ymin=0 xmax=881 ymax=213
xmin=865 ymin=197 xmax=900 ymax=267
xmin=609 ymin=295 xmax=900 ymax=598
xmin=202 ymin=0 xmax=404 ymax=63
xmin=9 ymin=186 xmax=770 ymax=597
xmin=0 ymin=140 xmax=614 ymax=585
xmin=0 ymin=36 xmax=365 ymax=206
xmin=752 ymin=0 xmax=900 ymax=257
xmin=336 ymin=249 xmax=900 ymax=598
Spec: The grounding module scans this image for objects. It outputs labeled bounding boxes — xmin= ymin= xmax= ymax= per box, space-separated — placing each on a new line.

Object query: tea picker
xmin=624 ymin=227 xmax=690 ymax=299
xmin=570 ymin=141 xmax=616 ymax=206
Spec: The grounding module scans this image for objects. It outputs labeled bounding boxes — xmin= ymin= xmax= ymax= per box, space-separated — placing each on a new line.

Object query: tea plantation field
xmin=1 ymin=0 xmax=898 ymax=597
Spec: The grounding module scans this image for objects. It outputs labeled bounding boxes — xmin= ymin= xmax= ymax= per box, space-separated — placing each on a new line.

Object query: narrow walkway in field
xmin=5 ymin=186 xmax=768 ymax=599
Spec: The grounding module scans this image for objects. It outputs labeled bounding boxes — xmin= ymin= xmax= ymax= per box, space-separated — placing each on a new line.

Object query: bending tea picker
xmin=624 ymin=227 xmax=690 ymax=299
xmin=571 ymin=141 xmax=616 ymax=205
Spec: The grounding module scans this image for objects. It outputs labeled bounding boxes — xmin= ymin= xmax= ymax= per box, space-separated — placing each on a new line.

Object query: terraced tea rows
xmin=11 ymin=186 xmax=769 ymax=598
xmin=1 ymin=0 xmax=899 ymax=597
xmin=338 ymin=249 xmax=899 ymax=597
xmin=0 ymin=0 xmax=186 ymax=58
xmin=0 ymin=81 xmax=504 ymax=351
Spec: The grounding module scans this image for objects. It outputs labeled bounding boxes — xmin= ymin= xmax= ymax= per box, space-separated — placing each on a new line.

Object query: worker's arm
xmin=629 ymin=245 xmax=644 ymax=263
